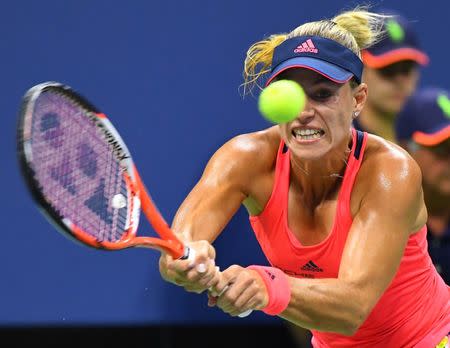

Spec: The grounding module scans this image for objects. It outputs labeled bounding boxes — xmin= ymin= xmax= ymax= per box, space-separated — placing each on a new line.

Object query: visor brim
xmin=266 ymin=57 xmax=354 ymax=86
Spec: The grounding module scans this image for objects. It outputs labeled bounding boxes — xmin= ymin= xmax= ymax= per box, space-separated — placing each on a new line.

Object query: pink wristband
xmin=247 ymin=265 xmax=291 ymax=316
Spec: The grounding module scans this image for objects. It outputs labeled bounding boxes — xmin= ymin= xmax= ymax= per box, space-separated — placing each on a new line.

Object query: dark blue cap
xmin=396 ymin=87 xmax=450 ymax=146
xmin=266 ymin=36 xmax=363 ymax=85
xmin=363 ymin=10 xmax=429 ymax=68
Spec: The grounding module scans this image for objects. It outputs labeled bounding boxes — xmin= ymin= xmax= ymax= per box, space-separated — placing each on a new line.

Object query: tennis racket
xmin=17 ymin=81 xmax=191 ymax=259
xmin=17 ymin=81 xmax=252 ymax=318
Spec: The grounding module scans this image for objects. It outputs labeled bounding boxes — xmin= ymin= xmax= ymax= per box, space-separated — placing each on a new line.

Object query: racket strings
xmin=30 ymin=91 xmax=131 ymax=243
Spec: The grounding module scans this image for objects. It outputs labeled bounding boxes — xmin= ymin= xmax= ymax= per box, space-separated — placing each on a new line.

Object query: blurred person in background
xmin=395 ymin=87 xmax=450 ymax=284
xmin=354 ymin=10 xmax=429 ymax=142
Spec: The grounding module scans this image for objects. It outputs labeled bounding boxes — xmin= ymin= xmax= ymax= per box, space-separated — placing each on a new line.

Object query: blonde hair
xmin=242 ymin=6 xmax=388 ymax=95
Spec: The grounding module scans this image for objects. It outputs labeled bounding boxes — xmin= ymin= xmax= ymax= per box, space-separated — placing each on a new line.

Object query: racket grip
xmin=180 ymin=246 xmax=212 ymax=276
xmin=238 ymin=309 xmax=253 ymax=318
xmin=180 ymin=246 xmax=195 ymax=261
xmin=217 ymin=284 xmax=253 ymax=318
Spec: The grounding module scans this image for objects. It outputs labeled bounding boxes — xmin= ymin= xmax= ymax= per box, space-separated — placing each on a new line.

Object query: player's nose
xmin=298 ymin=103 xmax=315 ymax=124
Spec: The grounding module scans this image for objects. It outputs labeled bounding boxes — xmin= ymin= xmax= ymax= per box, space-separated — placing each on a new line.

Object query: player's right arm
xmin=159 ymin=128 xmax=278 ymax=293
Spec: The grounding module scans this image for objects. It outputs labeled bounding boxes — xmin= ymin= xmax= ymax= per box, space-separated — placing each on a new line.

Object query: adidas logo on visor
xmin=294 ymin=39 xmax=318 ymax=54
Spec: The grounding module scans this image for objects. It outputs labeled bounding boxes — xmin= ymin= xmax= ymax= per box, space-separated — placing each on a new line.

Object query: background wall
xmin=0 ymin=0 xmax=442 ymax=328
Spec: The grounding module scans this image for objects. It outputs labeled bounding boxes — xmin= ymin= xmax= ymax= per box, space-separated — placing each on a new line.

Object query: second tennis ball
xmin=258 ymin=80 xmax=306 ymax=124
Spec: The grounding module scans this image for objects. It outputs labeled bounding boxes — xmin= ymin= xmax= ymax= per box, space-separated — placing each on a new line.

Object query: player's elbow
xmin=342 ymin=312 xmax=366 ymax=336
xmin=338 ymin=300 xmax=372 ymax=336
xmin=336 ymin=311 xmax=366 ymax=336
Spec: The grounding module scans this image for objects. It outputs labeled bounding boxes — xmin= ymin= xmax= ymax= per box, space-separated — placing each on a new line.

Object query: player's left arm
xmin=214 ymin=150 xmax=427 ymax=335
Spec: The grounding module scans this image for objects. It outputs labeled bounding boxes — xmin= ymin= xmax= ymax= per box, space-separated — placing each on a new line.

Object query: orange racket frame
xmin=18 ymin=83 xmax=188 ymax=260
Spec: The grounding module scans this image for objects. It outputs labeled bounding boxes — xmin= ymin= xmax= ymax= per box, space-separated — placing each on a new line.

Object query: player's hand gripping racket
xmin=17 ymin=81 xmax=193 ymax=260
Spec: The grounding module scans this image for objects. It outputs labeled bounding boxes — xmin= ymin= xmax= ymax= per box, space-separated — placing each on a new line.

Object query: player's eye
xmin=310 ymin=88 xmax=333 ymax=101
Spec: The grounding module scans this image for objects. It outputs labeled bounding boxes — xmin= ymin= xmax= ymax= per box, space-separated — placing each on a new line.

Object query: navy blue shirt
xmin=428 ymin=224 xmax=450 ymax=285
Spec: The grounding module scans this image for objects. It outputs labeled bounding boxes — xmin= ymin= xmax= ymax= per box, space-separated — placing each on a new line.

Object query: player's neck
xmin=289 ymin=138 xmax=351 ymax=209
xmin=358 ymin=103 xmax=396 ymax=142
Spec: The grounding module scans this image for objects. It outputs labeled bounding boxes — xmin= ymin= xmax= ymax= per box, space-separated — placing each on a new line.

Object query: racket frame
xmin=17 ymin=82 xmax=187 ymax=259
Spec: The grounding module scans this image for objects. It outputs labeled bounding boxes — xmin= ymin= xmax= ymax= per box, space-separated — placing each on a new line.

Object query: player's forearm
xmin=280 ymin=277 xmax=370 ymax=336
xmin=171 ymin=207 xmax=229 ymax=243
xmin=171 ymin=188 xmax=245 ymax=243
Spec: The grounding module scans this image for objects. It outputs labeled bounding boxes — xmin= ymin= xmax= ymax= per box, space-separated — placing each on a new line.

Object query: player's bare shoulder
xmin=353 ymin=134 xmax=426 ymax=230
xmin=359 ymin=134 xmax=422 ymax=181
xmin=219 ymin=126 xmax=280 ymax=172
xmin=202 ymin=126 xmax=280 ymax=189
xmin=224 ymin=126 xmax=280 ymax=213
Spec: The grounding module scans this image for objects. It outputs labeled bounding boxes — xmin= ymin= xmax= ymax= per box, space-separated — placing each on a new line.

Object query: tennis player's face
xmin=275 ymin=69 xmax=360 ymax=160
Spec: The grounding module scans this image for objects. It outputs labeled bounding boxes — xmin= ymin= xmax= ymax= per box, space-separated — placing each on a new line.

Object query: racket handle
xmin=238 ymin=309 xmax=253 ymax=318
xmin=179 ymin=247 xmax=212 ymax=274
xmin=181 ymin=247 xmax=209 ymax=273
xmin=180 ymin=246 xmax=195 ymax=261
xmin=217 ymin=284 xmax=253 ymax=318
xmin=181 ymin=248 xmax=252 ymax=318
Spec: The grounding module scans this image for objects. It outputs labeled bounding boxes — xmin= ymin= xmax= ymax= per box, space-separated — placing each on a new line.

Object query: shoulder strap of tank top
xmin=276 ymin=137 xmax=290 ymax=172
xmin=353 ymin=129 xmax=365 ymax=160
xmin=274 ymin=139 xmax=289 ymax=174
xmin=345 ymin=129 xmax=367 ymax=183
xmin=269 ymin=140 xmax=290 ymax=207
xmin=337 ymin=129 xmax=368 ymax=217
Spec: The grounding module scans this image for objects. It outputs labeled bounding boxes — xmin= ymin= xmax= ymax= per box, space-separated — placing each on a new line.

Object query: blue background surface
xmin=0 ymin=0 xmax=441 ymax=326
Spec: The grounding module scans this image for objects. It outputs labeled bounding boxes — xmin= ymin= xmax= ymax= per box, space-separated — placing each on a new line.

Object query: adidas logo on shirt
xmin=300 ymin=260 xmax=323 ymax=272
xmin=294 ymin=39 xmax=318 ymax=54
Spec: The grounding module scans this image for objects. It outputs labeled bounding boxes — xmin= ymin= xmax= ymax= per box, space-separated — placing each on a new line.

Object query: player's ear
xmin=352 ymin=82 xmax=367 ymax=117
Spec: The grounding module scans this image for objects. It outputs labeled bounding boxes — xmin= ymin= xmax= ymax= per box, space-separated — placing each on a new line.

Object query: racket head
xmin=17 ymin=82 xmax=183 ymax=257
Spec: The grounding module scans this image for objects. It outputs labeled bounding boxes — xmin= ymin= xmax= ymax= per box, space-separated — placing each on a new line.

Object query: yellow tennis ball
xmin=258 ymin=80 xmax=306 ymax=124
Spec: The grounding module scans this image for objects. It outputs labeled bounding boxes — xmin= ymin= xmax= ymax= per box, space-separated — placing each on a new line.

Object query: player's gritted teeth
xmin=292 ymin=127 xmax=325 ymax=140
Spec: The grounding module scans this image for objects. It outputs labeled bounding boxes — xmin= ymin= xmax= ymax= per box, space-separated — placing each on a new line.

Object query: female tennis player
xmin=159 ymin=7 xmax=450 ymax=348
